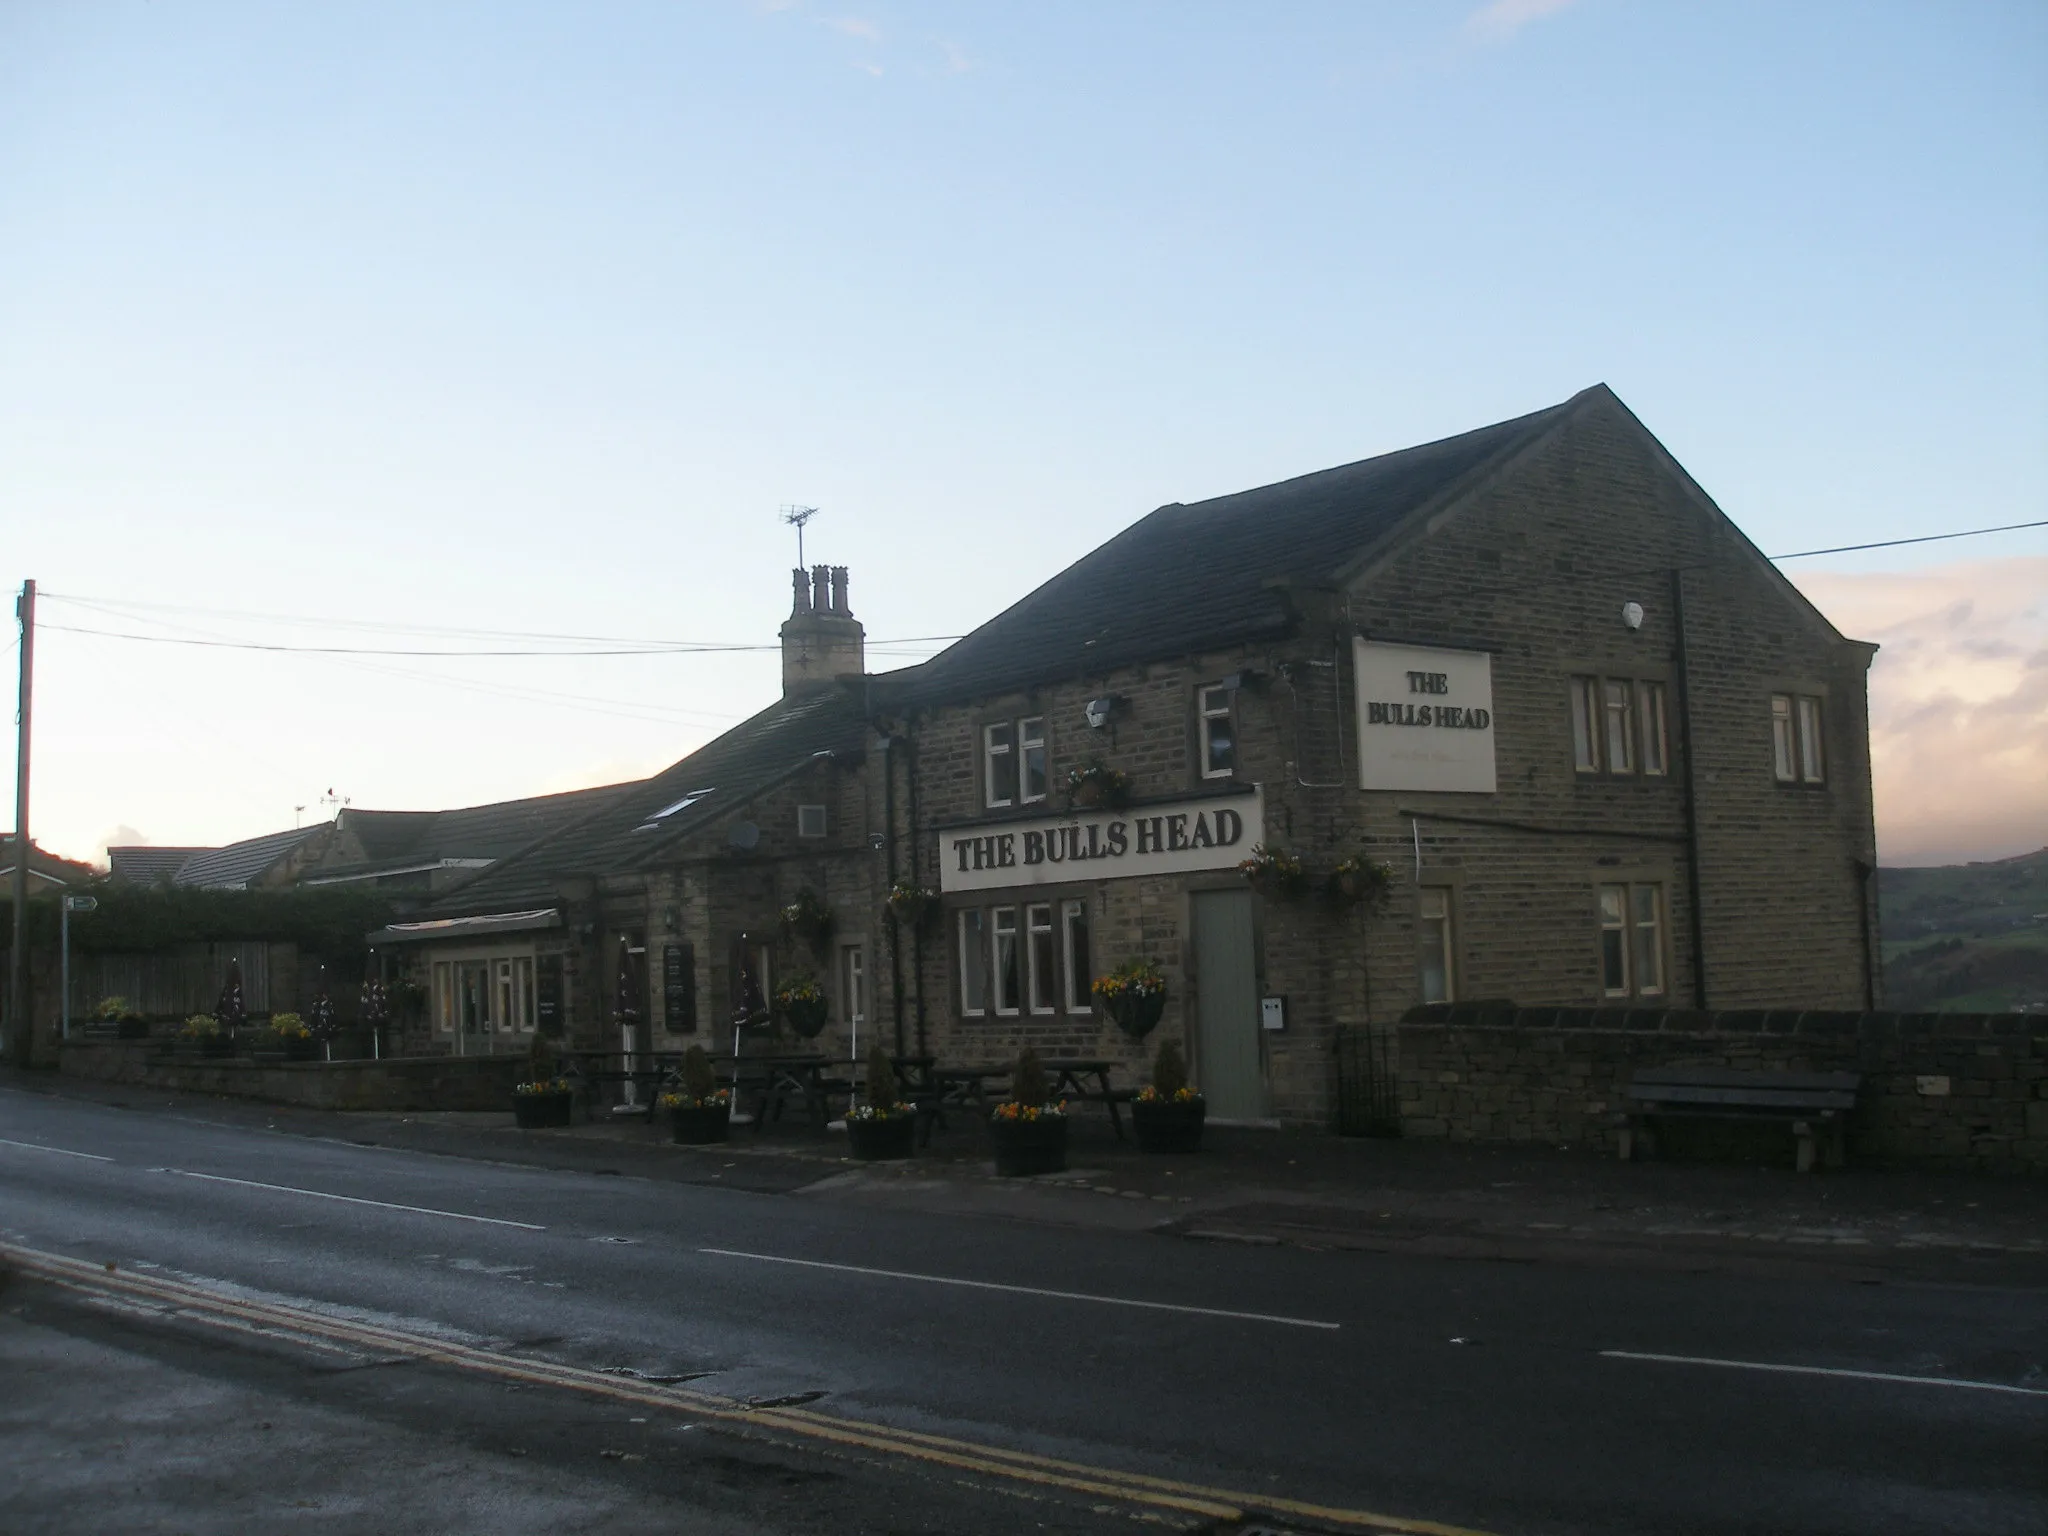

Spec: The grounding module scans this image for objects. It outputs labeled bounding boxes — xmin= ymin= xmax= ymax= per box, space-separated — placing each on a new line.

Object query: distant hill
xmin=1879 ymin=848 xmax=2048 ymax=1013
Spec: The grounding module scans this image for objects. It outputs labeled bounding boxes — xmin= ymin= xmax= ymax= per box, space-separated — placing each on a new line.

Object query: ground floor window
xmin=1417 ymin=887 xmax=1454 ymax=1005
xmin=959 ymin=899 xmax=1096 ymax=1018
xmin=1597 ymin=883 xmax=1665 ymax=999
xmin=431 ymin=952 xmax=535 ymax=1038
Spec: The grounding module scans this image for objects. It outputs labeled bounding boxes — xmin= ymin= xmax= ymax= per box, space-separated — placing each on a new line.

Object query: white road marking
xmin=698 ymin=1248 xmax=1341 ymax=1330
xmin=1601 ymin=1350 xmax=2048 ymax=1398
xmin=153 ymin=1168 xmax=545 ymax=1230
xmin=0 ymin=1136 xmax=115 ymax=1162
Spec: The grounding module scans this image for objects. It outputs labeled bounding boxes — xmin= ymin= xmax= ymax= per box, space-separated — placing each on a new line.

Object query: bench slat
xmin=1626 ymin=1085 xmax=1857 ymax=1110
xmin=1627 ymin=1068 xmax=1861 ymax=1092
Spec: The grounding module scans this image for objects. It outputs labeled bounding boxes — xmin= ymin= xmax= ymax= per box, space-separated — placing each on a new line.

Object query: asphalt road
xmin=1 ymin=1085 xmax=2042 ymax=1536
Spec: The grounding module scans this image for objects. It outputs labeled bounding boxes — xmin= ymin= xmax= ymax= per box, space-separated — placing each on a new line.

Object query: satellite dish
xmin=727 ymin=820 xmax=760 ymax=851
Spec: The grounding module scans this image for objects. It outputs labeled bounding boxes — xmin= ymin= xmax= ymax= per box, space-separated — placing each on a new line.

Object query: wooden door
xmin=1191 ymin=889 xmax=1263 ymax=1119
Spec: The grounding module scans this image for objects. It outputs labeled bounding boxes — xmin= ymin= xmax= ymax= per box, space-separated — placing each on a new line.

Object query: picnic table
xmin=725 ymin=1052 xmax=850 ymax=1129
xmin=943 ymin=1057 xmax=1134 ymax=1141
xmin=558 ymin=1048 xmax=682 ymax=1122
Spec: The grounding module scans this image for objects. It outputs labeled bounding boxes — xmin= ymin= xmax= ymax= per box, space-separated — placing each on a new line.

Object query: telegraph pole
xmin=9 ymin=579 xmax=34 ymax=1068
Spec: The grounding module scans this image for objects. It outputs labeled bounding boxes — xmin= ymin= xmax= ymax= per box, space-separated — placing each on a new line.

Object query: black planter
xmin=513 ymin=1091 xmax=574 ymax=1129
xmin=185 ymin=1034 xmax=233 ymax=1059
xmin=669 ymin=1102 xmax=732 ymax=1144
xmin=1107 ymin=990 xmax=1167 ymax=1040
xmin=116 ymin=1018 xmax=149 ymax=1040
xmin=1132 ymin=1097 xmax=1206 ymax=1154
xmin=780 ymin=997 xmax=830 ymax=1039
xmin=990 ymin=1113 xmax=1068 ymax=1176
xmin=847 ymin=1114 xmax=916 ymax=1161
xmin=283 ymin=1038 xmax=319 ymax=1062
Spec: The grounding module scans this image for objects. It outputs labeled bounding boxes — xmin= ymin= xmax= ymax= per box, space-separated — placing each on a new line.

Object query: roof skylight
xmin=634 ymin=787 xmax=715 ymax=832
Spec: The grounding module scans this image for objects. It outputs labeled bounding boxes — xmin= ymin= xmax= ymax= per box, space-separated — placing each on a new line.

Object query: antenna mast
xmin=780 ymin=505 xmax=820 ymax=570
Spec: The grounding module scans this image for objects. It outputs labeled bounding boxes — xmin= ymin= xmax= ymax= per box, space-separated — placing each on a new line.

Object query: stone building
xmin=388 ymin=386 xmax=1880 ymax=1129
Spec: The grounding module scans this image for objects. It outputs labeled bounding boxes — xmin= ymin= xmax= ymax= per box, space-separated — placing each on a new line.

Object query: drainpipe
xmin=1670 ymin=567 xmax=1709 ymax=1008
xmin=906 ymin=715 xmax=928 ymax=1058
xmin=881 ymin=730 xmax=905 ymax=1057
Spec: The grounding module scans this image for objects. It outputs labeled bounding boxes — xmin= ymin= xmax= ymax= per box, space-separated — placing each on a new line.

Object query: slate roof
xmin=888 ymin=394 xmax=1577 ymax=705
xmin=106 ymin=846 xmax=214 ymax=885
xmin=0 ymin=835 xmax=99 ymax=887
xmin=170 ymin=825 xmax=327 ymax=890
xmin=328 ymin=784 xmax=634 ymax=876
xmin=426 ymin=683 xmax=870 ymax=917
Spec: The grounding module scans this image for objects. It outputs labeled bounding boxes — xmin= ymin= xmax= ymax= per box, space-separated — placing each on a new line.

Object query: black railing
xmin=1335 ymin=1025 xmax=1400 ymax=1138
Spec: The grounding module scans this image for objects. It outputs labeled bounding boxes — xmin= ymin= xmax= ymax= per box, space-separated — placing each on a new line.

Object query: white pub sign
xmin=937 ymin=791 xmax=1265 ymax=895
xmin=1353 ymin=639 xmax=1498 ymax=794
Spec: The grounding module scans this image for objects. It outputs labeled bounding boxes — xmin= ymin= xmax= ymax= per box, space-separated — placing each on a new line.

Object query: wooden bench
xmin=1619 ymin=1067 xmax=1861 ymax=1173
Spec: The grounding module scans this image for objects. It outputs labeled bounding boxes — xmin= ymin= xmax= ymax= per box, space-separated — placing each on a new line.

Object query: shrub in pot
xmin=513 ymin=1036 xmax=573 ymax=1127
xmin=990 ymin=1047 xmax=1067 ymax=1176
xmin=180 ymin=1014 xmax=232 ymax=1058
xmin=270 ymin=1012 xmax=318 ymax=1061
xmin=1132 ymin=1038 xmax=1205 ymax=1154
xmin=662 ymin=1045 xmax=732 ymax=1144
xmin=846 ymin=1044 xmax=916 ymax=1161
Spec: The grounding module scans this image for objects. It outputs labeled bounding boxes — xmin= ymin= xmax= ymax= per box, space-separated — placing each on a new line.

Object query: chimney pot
xmin=790 ymin=568 xmax=811 ymax=616
xmin=811 ymin=565 xmax=830 ymax=615
xmin=830 ymin=566 xmax=850 ymax=617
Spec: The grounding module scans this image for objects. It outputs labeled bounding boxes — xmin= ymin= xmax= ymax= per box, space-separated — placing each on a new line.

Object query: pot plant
xmin=1132 ymin=1038 xmax=1205 ymax=1154
xmin=1065 ymin=758 xmax=1131 ymax=811
xmin=846 ymin=1045 xmax=917 ymax=1161
xmin=1238 ymin=843 xmax=1307 ymax=899
xmin=96 ymin=996 xmax=149 ymax=1040
xmin=1091 ymin=959 xmax=1167 ymax=1041
xmin=990 ymin=1047 xmax=1068 ymax=1176
xmin=269 ymin=1012 xmax=318 ymax=1061
xmin=1325 ymin=855 xmax=1395 ymax=910
xmin=780 ymin=886 xmax=834 ymax=953
xmin=775 ymin=974 xmax=831 ymax=1039
xmin=661 ymin=1045 xmax=732 ymax=1145
xmin=885 ymin=881 xmax=939 ymax=933
xmin=513 ymin=1037 xmax=573 ymax=1128
xmin=180 ymin=1014 xmax=232 ymax=1058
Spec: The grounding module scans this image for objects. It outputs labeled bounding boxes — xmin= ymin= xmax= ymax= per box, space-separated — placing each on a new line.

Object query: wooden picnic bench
xmin=1619 ymin=1067 xmax=1862 ymax=1173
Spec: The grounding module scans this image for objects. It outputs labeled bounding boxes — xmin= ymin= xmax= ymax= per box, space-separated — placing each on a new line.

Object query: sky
xmin=3 ymin=0 xmax=2044 ymax=869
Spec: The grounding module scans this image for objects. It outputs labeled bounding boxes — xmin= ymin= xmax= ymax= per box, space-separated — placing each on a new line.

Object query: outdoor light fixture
xmin=1621 ymin=601 xmax=1645 ymax=631
xmin=1085 ymin=696 xmax=1116 ymax=729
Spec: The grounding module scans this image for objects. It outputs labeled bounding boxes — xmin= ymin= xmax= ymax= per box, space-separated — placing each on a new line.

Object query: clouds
xmin=1793 ymin=557 xmax=2048 ymax=866
xmin=1465 ymin=0 xmax=1583 ymax=45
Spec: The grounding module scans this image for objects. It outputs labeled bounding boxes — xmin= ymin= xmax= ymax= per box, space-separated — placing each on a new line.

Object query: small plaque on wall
xmin=663 ymin=943 xmax=696 ymax=1033
xmin=1260 ymin=995 xmax=1286 ymax=1031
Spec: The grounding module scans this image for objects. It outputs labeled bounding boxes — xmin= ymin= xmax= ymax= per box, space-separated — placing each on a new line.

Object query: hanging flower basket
xmin=1091 ymin=960 xmax=1168 ymax=1040
xmin=1325 ymin=856 xmax=1396 ymax=909
xmin=1065 ymin=759 xmax=1131 ymax=810
xmin=1238 ymin=844 xmax=1308 ymax=899
xmin=780 ymin=887 xmax=835 ymax=951
xmin=775 ymin=977 xmax=831 ymax=1038
xmin=886 ymin=881 xmax=939 ymax=932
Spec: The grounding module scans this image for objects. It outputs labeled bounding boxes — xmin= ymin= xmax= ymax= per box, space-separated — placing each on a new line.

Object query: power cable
xmin=1766 ymin=520 xmax=2045 ymax=561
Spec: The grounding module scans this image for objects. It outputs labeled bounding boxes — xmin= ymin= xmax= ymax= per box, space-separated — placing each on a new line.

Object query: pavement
xmin=14 ymin=1066 xmax=2042 ymax=1286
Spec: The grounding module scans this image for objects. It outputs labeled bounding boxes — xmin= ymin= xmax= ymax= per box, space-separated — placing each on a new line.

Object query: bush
xmin=180 ymin=1014 xmax=219 ymax=1039
xmin=865 ymin=1044 xmax=900 ymax=1113
xmin=1152 ymin=1038 xmax=1189 ymax=1098
xmin=528 ymin=1034 xmax=558 ymax=1081
xmin=680 ymin=1044 xmax=719 ymax=1102
xmin=1010 ymin=1047 xmax=1047 ymax=1108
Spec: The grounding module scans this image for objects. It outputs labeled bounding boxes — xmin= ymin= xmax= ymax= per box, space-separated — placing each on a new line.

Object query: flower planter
xmin=669 ymin=1102 xmax=732 ymax=1145
xmin=990 ymin=1114 xmax=1068 ymax=1176
xmin=1070 ymin=778 xmax=1113 ymax=809
xmin=780 ymin=995 xmax=830 ymax=1039
xmin=513 ymin=1090 xmax=574 ymax=1129
xmin=282 ymin=1038 xmax=319 ymax=1062
xmin=1132 ymin=1097 xmax=1206 ymax=1154
xmin=847 ymin=1114 xmax=917 ymax=1161
xmin=179 ymin=1034 xmax=233 ymax=1059
xmin=1106 ymin=990 xmax=1166 ymax=1041
xmin=116 ymin=1018 xmax=149 ymax=1040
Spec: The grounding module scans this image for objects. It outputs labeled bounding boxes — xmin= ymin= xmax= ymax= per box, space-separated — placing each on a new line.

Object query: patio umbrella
xmin=213 ymin=958 xmax=246 ymax=1037
xmin=360 ymin=972 xmax=390 ymax=1061
xmin=308 ymin=967 xmax=336 ymax=1060
xmin=613 ymin=938 xmax=641 ymax=1109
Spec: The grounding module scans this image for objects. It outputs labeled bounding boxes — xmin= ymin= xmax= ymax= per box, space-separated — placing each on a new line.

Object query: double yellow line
xmin=2 ymin=1239 xmax=1494 ymax=1536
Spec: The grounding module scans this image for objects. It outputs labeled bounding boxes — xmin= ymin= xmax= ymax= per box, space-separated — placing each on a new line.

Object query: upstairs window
xmin=1772 ymin=693 xmax=1826 ymax=785
xmin=1598 ymin=883 xmax=1666 ymax=999
xmin=797 ymin=804 xmax=827 ymax=838
xmin=1199 ymin=685 xmax=1236 ymax=778
xmin=983 ymin=716 xmax=1048 ymax=808
xmin=1571 ymin=677 xmax=1669 ymax=778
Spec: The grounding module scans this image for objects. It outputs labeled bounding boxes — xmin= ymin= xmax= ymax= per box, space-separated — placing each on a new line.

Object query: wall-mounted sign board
xmin=938 ymin=791 xmax=1265 ymax=894
xmin=1354 ymin=640 xmax=1497 ymax=794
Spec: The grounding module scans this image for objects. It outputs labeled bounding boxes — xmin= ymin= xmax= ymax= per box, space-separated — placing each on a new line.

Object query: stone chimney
xmin=779 ymin=565 xmax=864 ymax=694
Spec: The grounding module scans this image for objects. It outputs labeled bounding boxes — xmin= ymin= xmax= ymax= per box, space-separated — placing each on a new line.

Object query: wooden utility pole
xmin=9 ymin=579 xmax=34 ymax=1068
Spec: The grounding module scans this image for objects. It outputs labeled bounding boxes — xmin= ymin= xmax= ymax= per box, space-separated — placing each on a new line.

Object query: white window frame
xmin=1770 ymin=694 xmax=1798 ymax=782
xmin=958 ymin=910 xmax=988 ymax=1016
xmin=1639 ymin=682 xmax=1669 ymax=777
xmin=992 ymin=906 xmax=1021 ymax=1015
xmin=797 ymin=803 xmax=827 ymax=838
xmin=1598 ymin=882 xmax=1665 ymax=1000
xmin=983 ymin=722 xmax=1015 ymax=808
xmin=1025 ymin=902 xmax=1056 ymax=1015
xmin=1570 ymin=676 xmax=1602 ymax=773
xmin=1061 ymin=899 xmax=1092 ymax=1013
xmin=1598 ymin=885 xmax=1630 ymax=997
xmin=1199 ymin=684 xmax=1236 ymax=779
xmin=1019 ymin=716 xmax=1048 ymax=804
xmin=1795 ymin=695 xmax=1825 ymax=784
xmin=431 ymin=945 xmax=538 ymax=1049
xmin=1417 ymin=886 xmax=1454 ymax=1005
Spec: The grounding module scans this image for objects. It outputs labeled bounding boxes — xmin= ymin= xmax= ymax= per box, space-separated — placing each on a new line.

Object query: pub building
xmin=389 ymin=384 xmax=1878 ymax=1131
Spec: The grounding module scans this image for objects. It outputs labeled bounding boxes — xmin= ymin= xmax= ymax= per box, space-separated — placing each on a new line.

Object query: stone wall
xmin=60 ymin=1041 xmax=527 ymax=1111
xmin=1397 ymin=1005 xmax=2047 ymax=1173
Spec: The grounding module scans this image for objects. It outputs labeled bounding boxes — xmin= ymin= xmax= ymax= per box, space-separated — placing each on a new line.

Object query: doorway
xmin=1191 ymin=889 xmax=1263 ymax=1120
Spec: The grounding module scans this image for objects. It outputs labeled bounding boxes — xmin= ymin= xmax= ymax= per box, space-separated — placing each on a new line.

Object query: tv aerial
xmin=780 ymin=505 xmax=820 ymax=569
